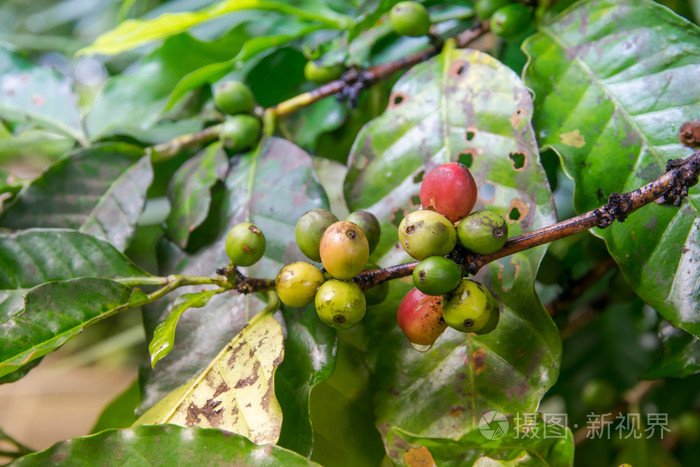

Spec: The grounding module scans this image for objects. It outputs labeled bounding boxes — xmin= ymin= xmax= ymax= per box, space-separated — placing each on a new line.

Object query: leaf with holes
xmin=139 ymin=138 xmax=336 ymax=452
xmin=165 ymin=142 xmax=228 ymax=249
xmin=0 ymin=48 xmax=85 ymax=144
xmin=0 ymin=229 xmax=148 ymax=378
xmin=136 ymin=311 xmax=284 ymax=445
xmin=12 ymin=425 xmax=318 ymax=466
xmin=343 ymin=45 xmax=559 ymax=461
xmin=0 ymin=144 xmax=152 ymax=252
xmin=524 ymin=0 xmax=700 ymax=337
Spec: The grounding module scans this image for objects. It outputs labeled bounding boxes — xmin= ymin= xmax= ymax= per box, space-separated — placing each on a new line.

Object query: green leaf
xmin=343 ymin=45 xmax=559 ymax=459
xmin=0 ymin=229 xmax=148 ymax=377
xmin=164 ymin=142 xmax=228 ymax=249
xmin=79 ymin=0 xmax=350 ymax=56
xmin=275 ymin=304 xmax=338 ymax=456
xmin=165 ymin=23 xmax=323 ymax=110
xmin=137 ymin=311 xmax=284 ymax=445
xmin=0 ymin=277 xmax=148 ymax=378
xmin=0 ymin=47 xmax=85 ymax=144
xmin=139 ymin=137 xmax=331 ymax=413
xmin=308 ymin=329 xmax=386 ymax=466
xmin=0 ymin=144 xmax=152 ymax=252
xmin=91 ymin=379 xmax=141 ymax=433
xmin=11 ymin=425 xmax=318 ymax=466
xmin=148 ymin=289 xmax=221 ymax=367
xmin=393 ymin=418 xmax=574 ymax=467
xmin=84 ymin=28 xmax=254 ymax=140
xmin=643 ymin=327 xmax=700 ymax=379
xmin=524 ymin=0 xmax=700 ymax=337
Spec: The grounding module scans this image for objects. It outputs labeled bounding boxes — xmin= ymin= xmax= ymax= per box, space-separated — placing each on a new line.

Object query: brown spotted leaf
xmin=343 ymin=44 xmax=561 ymax=462
xmin=136 ymin=311 xmax=284 ymax=444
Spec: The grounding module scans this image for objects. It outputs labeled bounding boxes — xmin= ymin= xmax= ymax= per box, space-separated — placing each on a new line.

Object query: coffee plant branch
xmin=147 ymin=21 xmax=490 ymax=161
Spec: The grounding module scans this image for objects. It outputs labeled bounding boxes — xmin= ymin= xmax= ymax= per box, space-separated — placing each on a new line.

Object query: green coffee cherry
xmin=220 ymin=115 xmax=261 ymax=152
xmin=675 ymin=411 xmax=700 ymax=443
xmin=346 ymin=210 xmax=381 ymax=253
xmin=491 ymin=3 xmax=533 ymax=41
xmin=225 ymin=223 xmax=266 ymax=266
xmin=398 ymin=210 xmax=457 ymax=260
xmin=581 ymin=379 xmax=617 ymax=412
xmin=213 ymin=81 xmax=255 ymax=115
xmin=319 ymin=221 xmax=369 ymax=280
xmin=413 ymin=257 xmax=462 ymax=296
xmin=475 ymin=0 xmax=513 ymax=20
xmin=295 ymin=209 xmax=339 ymax=262
xmin=390 ymin=1 xmax=431 ymax=37
xmin=304 ymin=61 xmax=344 ymax=84
xmin=315 ymin=279 xmax=366 ymax=329
xmin=363 ymin=263 xmax=390 ymax=305
xmin=275 ymin=262 xmax=325 ymax=308
xmin=442 ymin=279 xmax=499 ymax=334
xmin=457 ymin=210 xmax=508 ymax=254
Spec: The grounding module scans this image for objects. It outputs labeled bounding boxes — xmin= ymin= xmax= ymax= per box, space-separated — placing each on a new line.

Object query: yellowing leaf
xmin=135 ymin=311 xmax=284 ymax=445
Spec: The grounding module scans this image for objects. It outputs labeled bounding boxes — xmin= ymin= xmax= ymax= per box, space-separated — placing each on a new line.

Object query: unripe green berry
xmin=315 ymin=279 xmax=366 ymax=329
xmin=319 ymin=221 xmax=369 ymax=280
xmin=296 ymin=209 xmax=339 ymax=262
xmin=390 ymin=1 xmax=431 ymax=37
xmin=213 ymin=81 xmax=255 ymax=115
xmin=442 ymin=279 xmax=499 ymax=334
xmin=457 ymin=210 xmax=508 ymax=254
xmin=413 ymin=256 xmax=462 ymax=296
xmin=581 ymin=379 xmax=617 ymax=412
xmin=275 ymin=262 xmax=325 ymax=308
xmin=398 ymin=210 xmax=457 ymax=260
xmin=220 ymin=115 xmax=261 ymax=152
xmin=475 ymin=0 xmax=513 ymax=21
xmin=304 ymin=61 xmax=344 ymax=84
xmin=346 ymin=210 xmax=381 ymax=253
xmin=675 ymin=411 xmax=700 ymax=443
xmin=491 ymin=3 xmax=533 ymax=41
xmin=225 ymin=222 xmax=266 ymax=266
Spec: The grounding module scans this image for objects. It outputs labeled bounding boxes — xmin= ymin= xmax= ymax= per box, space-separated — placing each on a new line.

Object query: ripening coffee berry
xmin=275 ymin=262 xmax=325 ymax=308
xmin=397 ymin=288 xmax=447 ymax=346
xmin=220 ymin=115 xmax=261 ymax=152
xmin=398 ymin=210 xmax=457 ymax=260
xmin=319 ymin=221 xmax=369 ymax=279
xmin=213 ymin=81 xmax=255 ymax=115
xmin=304 ymin=60 xmax=344 ymax=84
xmin=475 ymin=0 xmax=513 ymax=20
xmin=225 ymin=223 xmax=266 ymax=266
xmin=346 ymin=210 xmax=381 ymax=253
xmin=581 ymin=379 xmax=617 ymax=412
xmin=457 ymin=210 xmax=508 ymax=254
xmin=390 ymin=1 xmax=431 ymax=37
xmin=315 ymin=279 xmax=366 ymax=329
xmin=442 ymin=279 xmax=499 ymax=334
xmin=420 ymin=162 xmax=478 ymax=222
xmin=413 ymin=256 xmax=462 ymax=296
xmin=490 ymin=3 xmax=533 ymax=41
xmin=296 ymin=209 xmax=339 ymax=262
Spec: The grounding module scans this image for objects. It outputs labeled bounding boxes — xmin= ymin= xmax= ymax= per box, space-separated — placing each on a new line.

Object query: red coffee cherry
xmin=397 ymin=288 xmax=447 ymax=346
xmin=420 ymin=162 xmax=478 ymax=222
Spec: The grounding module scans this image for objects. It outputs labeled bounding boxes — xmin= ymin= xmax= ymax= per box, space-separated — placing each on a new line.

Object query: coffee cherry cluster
xmin=280 ymin=209 xmax=383 ymax=329
xmin=396 ymin=162 xmax=509 ymax=347
xmin=213 ymin=80 xmax=261 ymax=152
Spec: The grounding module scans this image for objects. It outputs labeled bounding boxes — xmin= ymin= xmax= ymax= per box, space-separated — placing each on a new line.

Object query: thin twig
xmin=145 ymin=21 xmax=491 ymax=160
xmin=546 ymin=256 xmax=617 ymax=316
